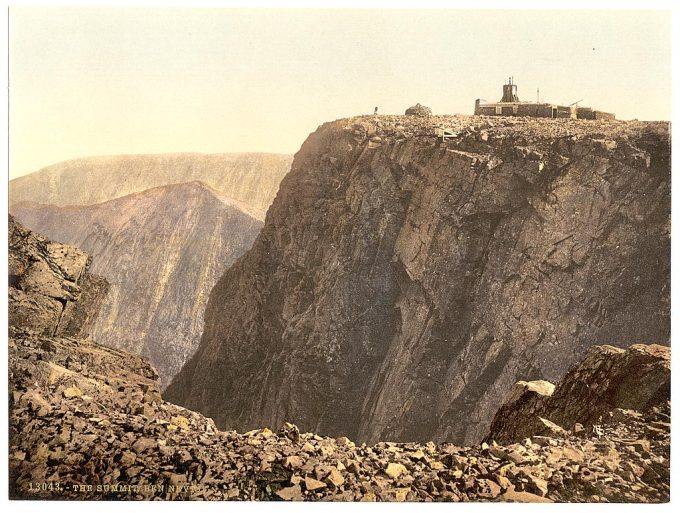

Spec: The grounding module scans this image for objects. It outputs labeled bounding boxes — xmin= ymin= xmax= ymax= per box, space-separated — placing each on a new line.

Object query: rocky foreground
xmin=8 ymin=217 xmax=670 ymax=502
xmin=9 ymin=328 xmax=670 ymax=502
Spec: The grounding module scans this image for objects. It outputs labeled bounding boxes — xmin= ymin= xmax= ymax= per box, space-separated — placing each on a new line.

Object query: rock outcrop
xmin=9 ymin=215 xmax=109 ymax=338
xmin=12 ymin=181 xmax=263 ymax=386
xmin=485 ymin=344 xmax=670 ymax=444
xmin=9 ymin=152 xmax=293 ymax=220
xmin=166 ymin=115 xmax=670 ymax=445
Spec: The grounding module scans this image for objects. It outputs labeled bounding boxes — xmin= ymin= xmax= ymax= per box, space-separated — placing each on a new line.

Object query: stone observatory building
xmin=474 ymin=77 xmax=615 ymax=120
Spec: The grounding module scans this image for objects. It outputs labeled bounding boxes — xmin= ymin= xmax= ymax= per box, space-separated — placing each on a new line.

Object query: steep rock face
xmin=9 ymin=152 xmax=293 ymax=220
xmin=166 ymin=115 xmax=670 ymax=445
xmin=9 ymin=215 xmax=109 ymax=338
xmin=485 ymin=344 xmax=670 ymax=444
xmin=12 ymin=182 xmax=262 ymax=386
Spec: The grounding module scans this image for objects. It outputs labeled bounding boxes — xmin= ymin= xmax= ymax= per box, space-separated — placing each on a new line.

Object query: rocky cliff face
xmin=12 ymin=181 xmax=263 ymax=386
xmin=9 ymin=215 xmax=109 ymax=338
xmin=9 ymin=152 xmax=293 ymax=220
xmin=166 ymin=115 xmax=670 ymax=445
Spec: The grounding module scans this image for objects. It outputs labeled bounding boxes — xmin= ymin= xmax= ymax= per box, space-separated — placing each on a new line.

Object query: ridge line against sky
xmin=9 ymin=7 xmax=671 ymax=179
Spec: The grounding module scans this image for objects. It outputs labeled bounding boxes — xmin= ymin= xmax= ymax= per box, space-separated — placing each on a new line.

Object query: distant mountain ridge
xmin=11 ymin=180 xmax=263 ymax=385
xmin=10 ymin=152 xmax=293 ymax=220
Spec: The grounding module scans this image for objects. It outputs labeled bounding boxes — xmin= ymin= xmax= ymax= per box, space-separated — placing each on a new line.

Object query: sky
xmin=8 ymin=8 xmax=672 ymax=179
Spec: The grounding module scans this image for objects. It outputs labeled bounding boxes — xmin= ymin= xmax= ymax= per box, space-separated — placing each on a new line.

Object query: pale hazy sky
xmin=9 ymin=8 xmax=671 ymax=179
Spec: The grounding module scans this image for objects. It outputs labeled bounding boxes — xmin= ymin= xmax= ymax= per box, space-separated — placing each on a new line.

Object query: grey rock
xmin=486 ymin=344 xmax=670 ymax=444
xmin=8 ymin=215 xmax=109 ymax=337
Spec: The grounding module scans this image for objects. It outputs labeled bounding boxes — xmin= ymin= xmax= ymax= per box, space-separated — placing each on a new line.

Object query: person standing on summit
xmin=374 ymin=106 xmax=378 ymax=116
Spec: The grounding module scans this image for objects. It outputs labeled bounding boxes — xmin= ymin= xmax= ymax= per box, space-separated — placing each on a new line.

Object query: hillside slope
xmin=12 ymin=181 xmax=262 ymax=385
xmin=9 ymin=152 xmax=293 ymax=220
xmin=166 ymin=115 xmax=670 ymax=445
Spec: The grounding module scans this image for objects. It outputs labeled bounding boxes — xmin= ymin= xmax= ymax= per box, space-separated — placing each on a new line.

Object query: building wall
xmin=516 ymin=103 xmax=554 ymax=118
xmin=475 ymin=101 xmax=576 ymax=119
xmin=576 ymin=107 xmax=617 ymax=121
xmin=576 ymin=107 xmax=595 ymax=119
xmin=593 ymin=110 xmax=615 ymax=120
xmin=556 ymin=105 xmax=577 ymax=119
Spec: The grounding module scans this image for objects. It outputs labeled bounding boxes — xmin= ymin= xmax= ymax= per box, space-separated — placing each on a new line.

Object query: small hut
xmin=405 ymin=103 xmax=432 ymax=117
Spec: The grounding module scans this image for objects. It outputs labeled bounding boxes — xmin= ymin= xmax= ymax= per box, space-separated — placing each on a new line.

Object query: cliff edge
xmin=166 ymin=115 xmax=670 ymax=445
xmin=9 ymin=215 xmax=109 ymax=338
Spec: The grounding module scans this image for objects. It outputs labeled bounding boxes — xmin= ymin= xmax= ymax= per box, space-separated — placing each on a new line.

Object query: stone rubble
xmin=9 ymin=327 xmax=669 ymax=502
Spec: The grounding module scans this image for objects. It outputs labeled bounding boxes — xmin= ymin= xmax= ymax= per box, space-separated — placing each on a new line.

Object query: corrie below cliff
xmin=8 ymin=191 xmax=670 ymax=502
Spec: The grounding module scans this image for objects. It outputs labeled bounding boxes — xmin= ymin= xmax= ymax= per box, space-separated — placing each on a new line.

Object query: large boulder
xmin=485 ymin=344 xmax=670 ymax=444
